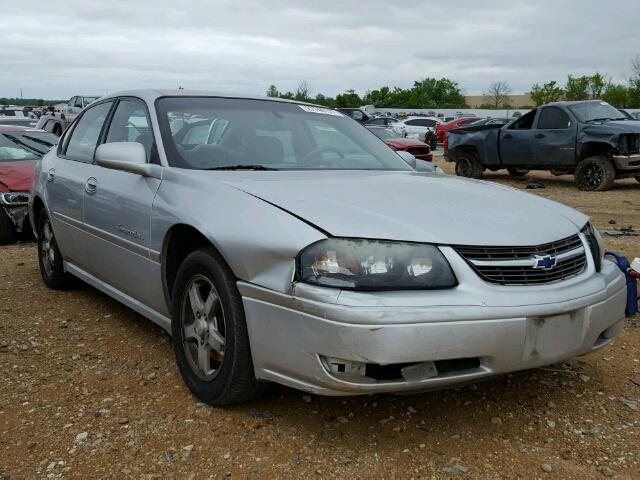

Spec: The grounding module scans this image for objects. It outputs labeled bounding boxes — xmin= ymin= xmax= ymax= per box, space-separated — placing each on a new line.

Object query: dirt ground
xmin=1 ymin=157 xmax=639 ymax=479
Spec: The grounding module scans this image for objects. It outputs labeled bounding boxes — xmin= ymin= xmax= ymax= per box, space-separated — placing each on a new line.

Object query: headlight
xmin=296 ymin=238 xmax=457 ymax=290
xmin=581 ymin=222 xmax=603 ymax=272
xmin=0 ymin=192 xmax=30 ymax=206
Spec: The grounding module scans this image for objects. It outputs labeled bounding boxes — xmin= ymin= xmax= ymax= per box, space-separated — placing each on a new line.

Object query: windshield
xmin=156 ymin=97 xmax=412 ymax=171
xmin=568 ymin=101 xmax=627 ymax=123
xmin=0 ymin=130 xmax=58 ymax=162
xmin=368 ymin=127 xmax=403 ymax=140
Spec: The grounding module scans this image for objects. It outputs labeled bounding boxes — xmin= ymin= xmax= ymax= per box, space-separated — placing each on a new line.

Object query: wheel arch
xmin=30 ymin=195 xmax=46 ymax=237
xmin=578 ymin=142 xmax=615 ymax=162
xmin=161 ymin=223 xmax=234 ymax=307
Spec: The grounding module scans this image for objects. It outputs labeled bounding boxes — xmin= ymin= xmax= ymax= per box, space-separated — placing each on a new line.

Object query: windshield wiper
xmin=206 ymin=164 xmax=278 ymax=171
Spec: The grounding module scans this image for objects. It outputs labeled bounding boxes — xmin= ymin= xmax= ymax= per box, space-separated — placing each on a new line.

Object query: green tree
xmin=565 ymin=75 xmax=590 ymax=100
xmin=628 ymin=55 xmax=640 ymax=107
xmin=529 ymin=81 xmax=564 ymax=106
xmin=266 ymin=85 xmax=279 ymax=97
xmin=587 ymin=72 xmax=606 ymax=98
xmin=601 ymin=83 xmax=628 ymax=107
xmin=334 ymin=89 xmax=362 ymax=108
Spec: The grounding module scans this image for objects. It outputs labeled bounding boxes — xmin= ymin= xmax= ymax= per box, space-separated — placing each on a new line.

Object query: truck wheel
xmin=507 ymin=168 xmax=529 ymax=177
xmin=575 ymin=156 xmax=615 ymax=191
xmin=0 ymin=209 xmax=16 ymax=245
xmin=455 ymin=153 xmax=483 ymax=179
xmin=171 ymin=247 xmax=266 ymax=405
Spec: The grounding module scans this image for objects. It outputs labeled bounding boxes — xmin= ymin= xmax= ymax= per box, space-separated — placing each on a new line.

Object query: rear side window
xmin=64 ymin=101 xmax=113 ymax=162
xmin=537 ymin=107 xmax=570 ymax=129
xmin=105 ymin=99 xmax=154 ymax=162
xmin=509 ymin=109 xmax=536 ymax=130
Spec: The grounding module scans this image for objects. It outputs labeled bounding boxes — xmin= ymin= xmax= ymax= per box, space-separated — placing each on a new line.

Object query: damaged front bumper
xmin=239 ymin=251 xmax=626 ymax=396
xmin=1 ymin=192 xmax=30 ymax=233
xmin=613 ymin=153 xmax=640 ymax=171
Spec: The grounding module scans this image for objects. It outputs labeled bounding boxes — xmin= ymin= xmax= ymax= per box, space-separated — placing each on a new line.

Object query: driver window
xmin=74 ymin=97 xmax=83 ymax=108
xmin=351 ymin=110 xmax=364 ymax=121
xmin=509 ymin=109 xmax=536 ymax=130
xmin=537 ymin=107 xmax=570 ymax=130
xmin=105 ymin=99 xmax=153 ymax=162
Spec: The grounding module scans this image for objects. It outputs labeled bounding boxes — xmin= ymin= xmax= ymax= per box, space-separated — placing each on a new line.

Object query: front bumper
xmin=0 ymin=193 xmax=30 ymax=233
xmin=239 ymin=253 xmax=626 ymax=396
xmin=613 ymin=153 xmax=640 ymax=171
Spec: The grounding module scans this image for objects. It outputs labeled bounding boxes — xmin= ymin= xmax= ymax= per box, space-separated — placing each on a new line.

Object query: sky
xmin=2 ymin=0 xmax=639 ymax=100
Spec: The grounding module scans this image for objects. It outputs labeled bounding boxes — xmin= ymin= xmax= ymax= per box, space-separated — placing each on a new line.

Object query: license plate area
xmin=523 ymin=310 xmax=586 ymax=361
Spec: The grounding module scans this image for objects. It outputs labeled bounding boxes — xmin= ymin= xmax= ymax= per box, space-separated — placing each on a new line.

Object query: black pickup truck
xmin=446 ymin=100 xmax=640 ymax=190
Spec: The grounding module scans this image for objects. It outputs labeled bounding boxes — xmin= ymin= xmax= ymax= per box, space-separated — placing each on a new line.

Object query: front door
xmin=81 ymin=98 xmax=163 ymax=311
xmin=498 ymin=109 xmax=537 ymax=166
xmin=532 ymin=106 xmax=577 ymax=166
xmin=46 ymin=100 xmax=114 ymax=267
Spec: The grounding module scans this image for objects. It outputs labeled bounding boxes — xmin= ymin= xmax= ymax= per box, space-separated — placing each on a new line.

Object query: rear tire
xmin=171 ymin=247 xmax=266 ymax=406
xmin=37 ymin=210 xmax=74 ymax=289
xmin=575 ymin=156 xmax=615 ymax=191
xmin=507 ymin=168 xmax=530 ymax=177
xmin=455 ymin=152 xmax=483 ymax=179
xmin=0 ymin=209 xmax=16 ymax=245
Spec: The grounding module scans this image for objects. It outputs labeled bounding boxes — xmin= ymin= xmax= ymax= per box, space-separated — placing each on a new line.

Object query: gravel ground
xmin=1 ymin=159 xmax=639 ymax=479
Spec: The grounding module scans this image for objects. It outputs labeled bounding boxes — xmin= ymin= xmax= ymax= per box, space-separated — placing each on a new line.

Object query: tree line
xmin=266 ymin=78 xmax=468 ymax=109
xmin=0 ymin=98 xmax=65 ymax=107
xmin=269 ymin=55 xmax=640 ymax=110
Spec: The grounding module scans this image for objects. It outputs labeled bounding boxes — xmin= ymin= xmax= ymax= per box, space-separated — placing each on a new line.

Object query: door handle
xmin=47 ymin=168 xmax=55 ymax=182
xmin=535 ymin=133 xmax=545 ymax=138
xmin=85 ymin=177 xmax=98 ymax=194
xmin=503 ymin=134 xmax=513 ymax=139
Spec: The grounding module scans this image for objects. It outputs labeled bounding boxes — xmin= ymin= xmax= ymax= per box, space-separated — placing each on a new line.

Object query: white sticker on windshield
xmin=298 ymin=105 xmax=344 ymax=116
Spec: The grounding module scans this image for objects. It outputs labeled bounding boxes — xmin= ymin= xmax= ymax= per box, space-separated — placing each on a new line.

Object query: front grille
xmin=406 ymin=146 xmax=430 ymax=156
xmin=454 ymin=234 xmax=587 ymax=285
xmin=620 ymin=133 xmax=640 ymax=155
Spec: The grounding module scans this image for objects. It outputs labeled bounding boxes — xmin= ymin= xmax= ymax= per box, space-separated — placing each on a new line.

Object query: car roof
xmin=0 ymin=125 xmax=46 ymax=133
xmin=98 ymin=89 xmax=319 ymax=106
xmin=545 ymin=100 xmax=606 ymax=107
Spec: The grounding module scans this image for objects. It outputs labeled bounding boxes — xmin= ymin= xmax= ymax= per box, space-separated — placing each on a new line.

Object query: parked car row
xmin=21 ymin=89 xmax=627 ymax=407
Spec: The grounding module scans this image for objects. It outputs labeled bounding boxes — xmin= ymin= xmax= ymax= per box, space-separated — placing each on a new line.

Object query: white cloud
xmin=1 ymin=0 xmax=638 ymax=99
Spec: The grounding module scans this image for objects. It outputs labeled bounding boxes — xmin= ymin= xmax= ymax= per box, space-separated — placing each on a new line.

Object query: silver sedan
xmin=30 ymin=90 xmax=626 ymax=405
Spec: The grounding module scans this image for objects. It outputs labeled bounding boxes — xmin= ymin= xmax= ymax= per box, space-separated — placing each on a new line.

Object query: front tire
xmin=37 ymin=210 xmax=74 ymax=289
xmin=575 ymin=156 xmax=615 ymax=191
xmin=171 ymin=247 xmax=265 ymax=406
xmin=507 ymin=168 xmax=530 ymax=177
xmin=0 ymin=209 xmax=16 ymax=245
xmin=455 ymin=152 xmax=483 ymax=179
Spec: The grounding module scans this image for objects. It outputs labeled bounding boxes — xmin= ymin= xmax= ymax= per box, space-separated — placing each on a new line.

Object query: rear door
xmin=532 ymin=106 xmax=576 ymax=166
xmin=45 ymin=100 xmax=114 ymax=267
xmin=498 ymin=109 xmax=537 ymax=166
xmin=81 ymin=97 xmax=163 ymax=310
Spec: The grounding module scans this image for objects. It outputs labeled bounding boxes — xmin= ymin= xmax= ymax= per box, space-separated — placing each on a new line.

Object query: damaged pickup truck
xmin=446 ymin=100 xmax=640 ymax=191
xmin=0 ymin=126 xmax=58 ymax=244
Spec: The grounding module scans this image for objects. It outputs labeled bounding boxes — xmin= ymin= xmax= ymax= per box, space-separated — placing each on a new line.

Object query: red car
xmin=0 ymin=126 xmax=58 ymax=244
xmin=366 ymin=126 xmax=433 ymax=161
xmin=435 ymin=116 xmax=483 ymax=143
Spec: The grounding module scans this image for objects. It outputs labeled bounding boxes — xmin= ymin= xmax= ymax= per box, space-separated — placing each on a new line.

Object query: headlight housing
xmin=296 ymin=238 xmax=457 ymax=290
xmin=0 ymin=192 xmax=30 ymax=206
xmin=581 ymin=222 xmax=603 ymax=272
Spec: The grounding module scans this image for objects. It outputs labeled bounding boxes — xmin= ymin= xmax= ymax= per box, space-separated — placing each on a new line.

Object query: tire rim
xmin=40 ymin=219 xmax=56 ymax=277
xmin=181 ymin=274 xmax=226 ymax=381
xmin=457 ymin=157 xmax=472 ymax=176
xmin=583 ymin=164 xmax=603 ymax=188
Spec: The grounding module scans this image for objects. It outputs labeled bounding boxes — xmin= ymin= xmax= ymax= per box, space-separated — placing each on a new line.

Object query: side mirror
xmin=396 ymin=150 xmax=417 ymax=168
xmin=95 ymin=142 xmax=161 ymax=178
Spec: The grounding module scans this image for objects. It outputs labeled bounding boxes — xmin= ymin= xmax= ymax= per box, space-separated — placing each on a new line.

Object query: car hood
xmin=0 ymin=160 xmax=37 ymax=192
xmin=582 ymin=120 xmax=640 ymax=135
xmin=220 ymin=170 xmax=587 ymax=246
xmin=384 ymin=138 xmax=428 ymax=149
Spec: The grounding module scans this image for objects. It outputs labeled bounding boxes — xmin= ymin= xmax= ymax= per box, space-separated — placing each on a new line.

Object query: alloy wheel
xmin=181 ymin=274 xmax=226 ymax=381
xmin=40 ymin=219 xmax=56 ymax=277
